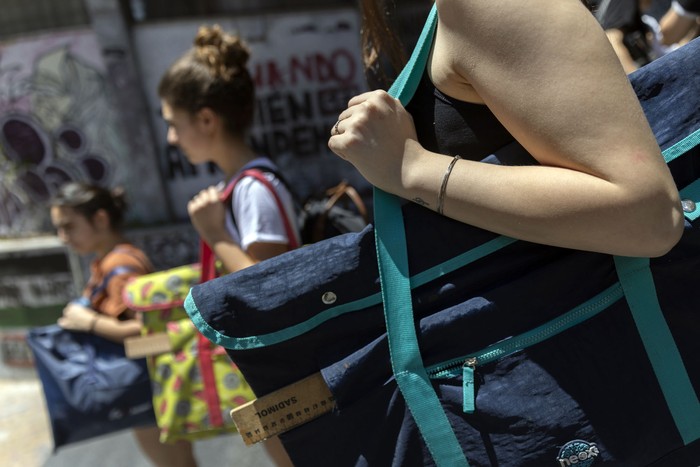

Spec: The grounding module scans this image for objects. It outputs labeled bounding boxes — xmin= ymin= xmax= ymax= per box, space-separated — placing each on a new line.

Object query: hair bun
xmin=194 ymin=25 xmax=250 ymax=81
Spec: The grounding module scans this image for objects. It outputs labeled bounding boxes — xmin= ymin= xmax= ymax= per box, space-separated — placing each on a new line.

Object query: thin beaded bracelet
xmin=437 ymin=155 xmax=461 ymax=215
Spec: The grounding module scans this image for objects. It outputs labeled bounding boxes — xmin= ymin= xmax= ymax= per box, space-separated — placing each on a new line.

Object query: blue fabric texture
xmin=26 ymin=325 xmax=155 ymax=449
xmin=184 ymin=38 xmax=700 ymax=466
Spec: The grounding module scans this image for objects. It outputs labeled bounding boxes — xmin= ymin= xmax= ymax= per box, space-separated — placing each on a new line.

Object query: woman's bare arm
xmin=329 ymin=0 xmax=683 ymax=257
xmin=188 ymin=186 xmax=289 ymax=273
xmin=59 ymin=302 xmax=142 ymax=343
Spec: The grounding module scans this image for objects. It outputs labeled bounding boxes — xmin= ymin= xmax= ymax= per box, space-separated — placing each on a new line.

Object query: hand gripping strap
xmin=613 ymin=256 xmax=700 ymax=445
xmin=377 ymin=4 xmax=700 ymax=463
xmin=197 ymin=167 xmax=300 ymax=427
xmin=375 ymin=5 xmax=470 ymax=466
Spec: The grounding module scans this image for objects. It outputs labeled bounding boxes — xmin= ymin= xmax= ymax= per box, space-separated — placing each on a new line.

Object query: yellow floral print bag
xmin=123 ymin=262 xmax=256 ymax=443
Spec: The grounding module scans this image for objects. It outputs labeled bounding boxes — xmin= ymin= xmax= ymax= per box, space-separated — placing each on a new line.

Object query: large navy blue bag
xmin=185 ymin=8 xmax=700 ymax=467
xmin=27 ymin=324 xmax=155 ymax=448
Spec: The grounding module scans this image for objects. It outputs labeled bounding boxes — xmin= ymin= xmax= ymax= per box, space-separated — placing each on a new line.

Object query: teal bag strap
xmin=377 ymin=4 xmax=700 ymax=463
xmin=613 ymin=256 xmax=700 ymax=445
xmin=662 ymin=127 xmax=700 ymax=164
xmin=375 ymin=5 xmax=470 ymax=466
xmin=387 ymin=5 xmax=437 ymax=108
xmin=641 ymin=132 xmax=700 ymax=443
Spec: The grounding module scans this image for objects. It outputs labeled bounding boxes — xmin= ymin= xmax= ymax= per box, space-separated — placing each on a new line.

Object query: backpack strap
xmin=226 ymin=168 xmax=300 ymax=250
xmin=308 ymin=181 xmax=370 ymax=244
xmin=194 ymin=167 xmax=301 ymax=427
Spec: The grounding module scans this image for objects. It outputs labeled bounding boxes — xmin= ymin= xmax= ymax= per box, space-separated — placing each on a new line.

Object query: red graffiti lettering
xmin=253 ymin=49 xmax=358 ymax=88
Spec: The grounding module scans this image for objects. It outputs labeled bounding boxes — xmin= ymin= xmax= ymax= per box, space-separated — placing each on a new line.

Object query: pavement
xmin=0 ymin=371 xmax=275 ymax=467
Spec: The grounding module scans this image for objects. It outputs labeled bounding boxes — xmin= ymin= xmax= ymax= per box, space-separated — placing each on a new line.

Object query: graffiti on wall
xmin=0 ymin=30 xmax=130 ymax=236
xmin=250 ymin=46 xmax=361 ymax=160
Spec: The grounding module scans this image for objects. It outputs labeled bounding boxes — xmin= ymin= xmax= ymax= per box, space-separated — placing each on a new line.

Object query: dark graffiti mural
xmin=0 ymin=31 xmax=130 ymax=236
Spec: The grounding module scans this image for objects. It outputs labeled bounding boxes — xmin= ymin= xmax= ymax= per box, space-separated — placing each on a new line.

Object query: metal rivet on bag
xmin=321 ymin=292 xmax=337 ymax=305
xmin=681 ymin=199 xmax=696 ymax=213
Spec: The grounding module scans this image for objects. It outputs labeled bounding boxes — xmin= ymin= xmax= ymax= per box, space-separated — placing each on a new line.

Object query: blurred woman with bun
xmin=158 ymin=25 xmax=297 ymax=467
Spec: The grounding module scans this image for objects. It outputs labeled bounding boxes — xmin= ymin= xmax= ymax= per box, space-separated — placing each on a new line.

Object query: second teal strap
xmin=614 ymin=256 xmax=700 ymax=445
xmin=374 ymin=188 xmax=469 ymax=466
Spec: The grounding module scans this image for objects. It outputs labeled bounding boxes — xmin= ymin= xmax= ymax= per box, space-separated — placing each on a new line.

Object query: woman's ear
xmin=92 ymin=208 xmax=112 ymax=232
xmin=196 ymin=107 xmax=221 ymax=135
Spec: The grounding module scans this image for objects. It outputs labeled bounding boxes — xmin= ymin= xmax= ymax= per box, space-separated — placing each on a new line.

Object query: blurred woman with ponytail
xmin=51 ymin=182 xmax=198 ymax=466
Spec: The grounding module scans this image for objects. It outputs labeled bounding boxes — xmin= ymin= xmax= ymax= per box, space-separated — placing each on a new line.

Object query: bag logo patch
xmin=556 ymin=440 xmax=600 ymax=467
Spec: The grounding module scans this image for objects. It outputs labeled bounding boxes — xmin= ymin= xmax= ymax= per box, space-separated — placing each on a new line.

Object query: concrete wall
xmin=0 ymin=237 xmax=79 ymax=376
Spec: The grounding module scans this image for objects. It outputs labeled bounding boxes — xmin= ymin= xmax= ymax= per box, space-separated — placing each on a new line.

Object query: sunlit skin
xmin=161 ymin=102 xmax=217 ymax=167
xmin=660 ymin=7 xmax=699 ymax=45
xmin=329 ymin=0 xmax=683 ymax=257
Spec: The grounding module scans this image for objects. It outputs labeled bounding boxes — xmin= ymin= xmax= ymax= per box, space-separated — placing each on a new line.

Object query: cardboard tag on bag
xmin=230 ymin=372 xmax=335 ymax=445
xmin=124 ymin=333 xmax=172 ymax=358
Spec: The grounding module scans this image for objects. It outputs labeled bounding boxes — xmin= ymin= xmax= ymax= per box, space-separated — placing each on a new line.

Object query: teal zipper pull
xmin=463 ymin=357 xmax=477 ymax=413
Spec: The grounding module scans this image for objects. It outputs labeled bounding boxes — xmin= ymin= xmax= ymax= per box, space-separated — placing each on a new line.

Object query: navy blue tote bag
xmin=27 ymin=324 xmax=155 ymax=448
xmin=185 ymin=8 xmax=700 ymax=467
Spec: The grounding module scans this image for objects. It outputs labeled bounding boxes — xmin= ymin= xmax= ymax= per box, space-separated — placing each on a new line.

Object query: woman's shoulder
xmin=234 ymin=170 xmax=289 ymax=200
xmin=432 ymin=0 xmax=608 ymax=89
xmin=234 ymin=157 xmax=289 ymax=189
xmin=100 ymin=243 xmax=153 ymax=274
xmin=435 ymin=0 xmax=590 ymax=37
